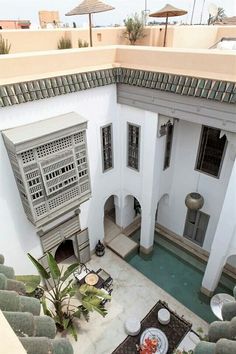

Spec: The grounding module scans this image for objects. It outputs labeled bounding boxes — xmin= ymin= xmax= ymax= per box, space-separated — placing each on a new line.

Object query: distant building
xmin=0 ymin=20 xmax=31 ymax=29
xmin=38 ymin=11 xmax=60 ymax=29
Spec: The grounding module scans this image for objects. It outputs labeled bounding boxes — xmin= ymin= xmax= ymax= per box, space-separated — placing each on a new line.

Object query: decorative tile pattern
xmin=0 ymin=67 xmax=235 ymax=108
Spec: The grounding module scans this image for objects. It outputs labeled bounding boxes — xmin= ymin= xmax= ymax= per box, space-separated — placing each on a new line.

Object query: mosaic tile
xmin=0 ymin=67 xmax=235 ymax=108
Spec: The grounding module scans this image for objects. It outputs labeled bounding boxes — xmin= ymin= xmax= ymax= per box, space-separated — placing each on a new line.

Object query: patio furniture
xmin=100 ymin=288 xmax=113 ymax=306
xmin=79 ymin=271 xmax=105 ymax=289
xmin=125 ymin=317 xmax=141 ymax=336
xmin=95 ymin=268 xmax=113 ymax=290
xmin=140 ymin=327 xmax=168 ymax=354
xmin=73 ymin=263 xmax=90 ymax=285
xmin=158 ymin=308 xmax=170 ymax=325
xmin=210 ymin=293 xmax=235 ymax=320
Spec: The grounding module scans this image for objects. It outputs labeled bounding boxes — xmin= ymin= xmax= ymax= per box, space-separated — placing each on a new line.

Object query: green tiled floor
xmin=126 ymin=232 xmax=234 ymax=323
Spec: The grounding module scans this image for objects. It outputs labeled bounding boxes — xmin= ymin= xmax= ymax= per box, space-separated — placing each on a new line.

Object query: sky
xmin=0 ymin=0 xmax=236 ymax=28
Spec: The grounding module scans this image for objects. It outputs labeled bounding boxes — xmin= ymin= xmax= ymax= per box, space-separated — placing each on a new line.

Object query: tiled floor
xmin=64 ymin=248 xmax=208 ymax=354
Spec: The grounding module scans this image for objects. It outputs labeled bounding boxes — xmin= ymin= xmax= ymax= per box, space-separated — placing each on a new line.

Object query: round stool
xmin=158 ymin=309 xmax=170 ymax=325
xmin=125 ymin=317 xmax=141 ymax=336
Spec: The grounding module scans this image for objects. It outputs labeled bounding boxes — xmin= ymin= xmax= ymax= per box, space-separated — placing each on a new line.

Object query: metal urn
xmin=185 ymin=192 xmax=204 ymax=210
xmin=95 ymin=240 xmax=105 ymax=257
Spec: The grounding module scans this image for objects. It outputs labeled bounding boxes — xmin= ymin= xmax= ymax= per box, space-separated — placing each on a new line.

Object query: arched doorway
xmin=156 ymin=193 xmax=169 ymax=225
xmin=55 ymin=239 xmax=74 ymax=263
xmin=122 ymin=195 xmax=142 ymax=243
xmin=104 ymin=195 xmax=121 ymax=244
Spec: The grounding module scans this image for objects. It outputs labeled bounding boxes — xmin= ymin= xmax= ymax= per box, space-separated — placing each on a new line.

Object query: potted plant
xmin=123 ymin=13 xmax=146 ymax=45
xmin=28 ymin=252 xmax=111 ymax=340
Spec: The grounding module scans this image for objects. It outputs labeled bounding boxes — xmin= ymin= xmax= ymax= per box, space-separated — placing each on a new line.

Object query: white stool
xmin=158 ymin=309 xmax=170 ymax=325
xmin=125 ymin=317 xmax=141 ymax=336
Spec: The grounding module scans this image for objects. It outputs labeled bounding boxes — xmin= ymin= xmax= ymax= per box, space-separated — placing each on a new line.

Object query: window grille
xmin=36 ymin=136 xmax=72 ymax=158
xmin=2 ymin=114 xmax=91 ymax=227
xmin=74 ymin=131 xmax=85 ymax=145
xmin=48 ymin=186 xmax=80 ymax=210
xmin=196 ymin=126 xmax=227 ymax=178
xmin=127 ymin=123 xmax=140 ymax=171
xmin=163 ymin=121 xmax=174 ymax=170
xmin=101 ymin=124 xmax=113 ymax=172
xmin=21 ymin=150 xmax=35 ymax=164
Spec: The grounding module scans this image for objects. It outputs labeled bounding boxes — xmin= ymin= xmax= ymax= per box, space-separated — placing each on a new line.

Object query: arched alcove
xmin=156 ymin=193 xmax=169 ymax=223
xmin=54 ymin=239 xmax=74 ymax=263
xmin=103 ymin=194 xmax=120 ymax=244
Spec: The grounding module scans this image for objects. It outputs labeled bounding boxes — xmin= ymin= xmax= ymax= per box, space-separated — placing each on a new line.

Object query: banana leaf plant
xmin=28 ymin=252 xmax=111 ymax=340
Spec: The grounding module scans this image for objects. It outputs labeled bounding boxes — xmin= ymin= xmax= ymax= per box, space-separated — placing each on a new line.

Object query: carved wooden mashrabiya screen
xmin=2 ymin=112 xmax=91 ymax=227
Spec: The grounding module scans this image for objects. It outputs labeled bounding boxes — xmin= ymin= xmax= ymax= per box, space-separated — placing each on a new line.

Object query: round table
xmin=140 ymin=327 xmax=168 ymax=354
xmin=210 ymin=293 xmax=235 ymax=320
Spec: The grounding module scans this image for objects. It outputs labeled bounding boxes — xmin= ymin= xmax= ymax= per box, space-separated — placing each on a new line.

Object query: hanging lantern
xmin=185 ymin=192 xmax=204 ymax=210
xmin=95 ymin=240 xmax=105 ymax=257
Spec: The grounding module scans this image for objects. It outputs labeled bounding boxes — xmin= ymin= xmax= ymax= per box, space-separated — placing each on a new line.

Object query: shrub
xmin=123 ymin=13 xmax=145 ymax=45
xmin=78 ymin=39 xmax=89 ymax=48
xmin=57 ymin=37 xmax=72 ymax=49
xmin=28 ymin=252 xmax=111 ymax=340
xmin=0 ymin=34 xmax=11 ymax=54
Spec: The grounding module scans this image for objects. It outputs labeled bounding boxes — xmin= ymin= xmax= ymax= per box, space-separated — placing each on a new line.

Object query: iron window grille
xmin=196 ymin=126 xmax=227 ymax=178
xmin=101 ymin=124 xmax=113 ymax=172
xmin=127 ymin=123 xmax=140 ymax=171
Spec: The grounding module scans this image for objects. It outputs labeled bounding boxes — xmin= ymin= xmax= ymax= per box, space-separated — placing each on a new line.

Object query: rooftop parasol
xmin=65 ymin=0 xmax=114 ymax=47
xmin=149 ymin=3 xmax=187 ymax=47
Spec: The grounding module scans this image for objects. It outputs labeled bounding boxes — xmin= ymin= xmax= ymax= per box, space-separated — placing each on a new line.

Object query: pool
xmin=126 ymin=231 xmax=234 ymax=323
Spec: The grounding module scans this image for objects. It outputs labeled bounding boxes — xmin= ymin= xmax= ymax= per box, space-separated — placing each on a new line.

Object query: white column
xmin=115 ymin=195 xmax=135 ymax=229
xmin=140 ymin=111 xmax=159 ymax=253
xmin=201 ymin=154 xmax=236 ymax=296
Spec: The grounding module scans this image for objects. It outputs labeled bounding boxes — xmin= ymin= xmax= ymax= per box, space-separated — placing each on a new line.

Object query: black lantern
xmin=95 ymin=240 xmax=105 ymax=257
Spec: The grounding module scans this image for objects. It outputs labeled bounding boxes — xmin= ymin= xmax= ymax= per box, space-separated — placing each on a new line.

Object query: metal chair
xmin=96 ymin=268 xmax=113 ymax=290
xmin=73 ymin=263 xmax=90 ymax=285
xmin=101 ymin=288 xmax=113 ymax=306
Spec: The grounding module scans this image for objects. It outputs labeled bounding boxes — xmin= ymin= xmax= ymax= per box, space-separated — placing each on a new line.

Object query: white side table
xmin=210 ymin=293 xmax=235 ymax=320
xmin=125 ymin=317 xmax=141 ymax=336
xmin=158 ymin=309 xmax=170 ymax=325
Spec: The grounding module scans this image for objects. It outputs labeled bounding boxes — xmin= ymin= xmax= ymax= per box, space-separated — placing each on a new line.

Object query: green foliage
xmin=57 ymin=37 xmax=72 ymax=49
xmin=15 ymin=275 xmax=40 ymax=294
xmin=28 ymin=252 xmax=111 ymax=340
xmin=208 ymin=7 xmax=226 ymax=25
xmin=78 ymin=39 xmax=89 ymax=48
xmin=123 ymin=13 xmax=145 ymax=45
xmin=0 ymin=34 xmax=11 ymax=54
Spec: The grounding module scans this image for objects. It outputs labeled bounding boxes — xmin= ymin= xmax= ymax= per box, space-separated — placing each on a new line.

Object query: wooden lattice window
xmin=127 ymin=123 xmax=140 ymax=171
xmin=101 ymin=124 xmax=113 ymax=172
xmin=196 ymin=126 xmax=227 ymax=178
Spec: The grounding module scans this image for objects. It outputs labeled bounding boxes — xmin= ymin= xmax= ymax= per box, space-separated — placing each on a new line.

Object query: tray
xmin=85 ymin=273 xmax=99 ymax=286
xmin=140 ymin=327 xmax=168 ymax=354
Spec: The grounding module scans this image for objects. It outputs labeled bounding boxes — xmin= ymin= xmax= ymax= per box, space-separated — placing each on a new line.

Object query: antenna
xmin=208 ymin=3 xmax=218 ymax=17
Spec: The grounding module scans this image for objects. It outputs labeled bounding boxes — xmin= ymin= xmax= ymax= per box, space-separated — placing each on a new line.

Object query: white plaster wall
xmin=157 ymin=119 xmax=234 ymax=252
xmin=0 ymin=84 xmax=234 ymax=275
xmin=0 ymin=85 xmax=121 ymax=274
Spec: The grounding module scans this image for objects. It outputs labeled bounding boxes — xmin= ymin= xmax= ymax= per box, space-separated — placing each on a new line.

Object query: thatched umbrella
xmin=65 ymin=0 xmax=114 ymax=47
xmin=149 ymin=4 xmax=187 ymax=47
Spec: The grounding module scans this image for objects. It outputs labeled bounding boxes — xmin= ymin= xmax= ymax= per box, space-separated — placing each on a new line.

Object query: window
xmin=127 ymin=123 xmax=140 ymax=171
xmin=163 ymin=121 xmax=174 ymax=170
xmin=183 ymin=209 xmax=209 ymax=246
xmin=196 ymin=126 xmax=227 ymax=177
xmin=101 ymin=124 xmax=113 ymax=172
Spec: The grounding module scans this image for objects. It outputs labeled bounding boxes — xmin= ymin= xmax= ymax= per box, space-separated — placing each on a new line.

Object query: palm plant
xmin=123 ymin=13 xmax=145 ymax=45
xmin=28 ymin=253 xmax=111 ymax=340
xmin=208 ymin=7 xmax=226 ymax=25
xmin=57 ymin=36 xmax=72 ymax=49
xmin=78 ymin=39 xmax=89 ymax=48
xmin=0 ymin=34 xmax=11 ymax=54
